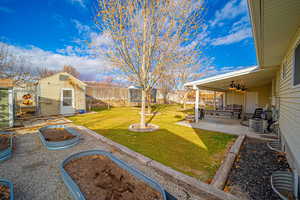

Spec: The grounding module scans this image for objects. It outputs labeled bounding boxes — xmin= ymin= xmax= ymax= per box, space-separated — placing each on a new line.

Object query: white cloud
xmin=72 ymin=19 xmax=91 ymax=35
xmin=230 ymin=16 xmax=249 ymax=33
xmin=69 ymin=0 xmax=85 ymax=8
xmin=209 ymin=0 xmax=247 ymax=27
xmin=89 ymin=31 xmax=113 ymax=48
xmin=211 ymin=28 xmax=252 ymax=46
xmin=0 ymin=42 xmax=112 ymax=75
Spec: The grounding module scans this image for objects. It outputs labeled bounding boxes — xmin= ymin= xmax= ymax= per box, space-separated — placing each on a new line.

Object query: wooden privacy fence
xmin=86 ymin=86 xmax=197 ymax=109
xmin=86 ymin=86 xmax=128 ymax=101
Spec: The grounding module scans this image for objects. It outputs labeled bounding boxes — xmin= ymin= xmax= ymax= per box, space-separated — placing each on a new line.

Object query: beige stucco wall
xmin=277 ymin=27 xmax=300 ymax=173
xmin=38 ymin=73 xmax=86 ymax=116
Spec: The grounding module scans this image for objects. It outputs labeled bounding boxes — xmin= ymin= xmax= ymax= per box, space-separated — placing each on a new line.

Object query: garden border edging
xmin=78 ymin=126 xmax=240 ymax=200
xmin=60 ymin=150 xmax=167 ymax=200
xmin=0 ymin=132 xmax=13 ymax=162
xmin=0 ymin=178 xmax=14 ymax=200
xmin=211 ymin=134 xmax=246 ymax=190
xmin=38 ymin=125 xmax=81 ymax=150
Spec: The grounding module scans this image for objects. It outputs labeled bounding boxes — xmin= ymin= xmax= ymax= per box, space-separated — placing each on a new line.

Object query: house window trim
xmin=292 ymin=40 xmax=300 ymax=88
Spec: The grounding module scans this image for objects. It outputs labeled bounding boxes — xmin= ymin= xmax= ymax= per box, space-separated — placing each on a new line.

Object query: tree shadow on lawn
xmin=92 ymin=127 xmax=234 ymax=181
xmin=146 ymin=106 xmax=164 ymax=124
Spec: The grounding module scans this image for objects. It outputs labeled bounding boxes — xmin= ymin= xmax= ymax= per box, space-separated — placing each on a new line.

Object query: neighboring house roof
xmin=247 ymin=0 xmax=300 ymax=68
xmin=0 ymin=79 xmax=13 ymax=88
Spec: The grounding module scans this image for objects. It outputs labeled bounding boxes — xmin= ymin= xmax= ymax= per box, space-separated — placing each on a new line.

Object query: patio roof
xmin=184 ymin=66 xmax=277 ymax=91
xmin=248 ymin=0 xmax=300 ymax=68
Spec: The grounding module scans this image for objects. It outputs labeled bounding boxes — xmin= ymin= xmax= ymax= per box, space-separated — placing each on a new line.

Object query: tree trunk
xmin=183 ymin=91 xmax=188 ymax=110
xmin=147 ymin=91 xmax=151 ymax=114
xmin=140 ymin=89 xmax=146 ymax=128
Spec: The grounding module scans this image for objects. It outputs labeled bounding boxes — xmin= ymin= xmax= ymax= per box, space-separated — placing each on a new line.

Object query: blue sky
xmin=0 ymin=0 xmax=257 ymax=81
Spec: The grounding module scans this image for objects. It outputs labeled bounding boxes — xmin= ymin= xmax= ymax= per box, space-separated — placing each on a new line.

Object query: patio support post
xmin=195 ymin=87 xmax=200 ymax=123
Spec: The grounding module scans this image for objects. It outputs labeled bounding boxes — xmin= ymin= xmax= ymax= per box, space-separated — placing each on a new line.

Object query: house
xmin=0 ymin=79 xmax=14 ymax=128
xmin=38 ymin=72 xmax=86 ymax=116
xmin=185 ymin=0 xmax=300 ymax=174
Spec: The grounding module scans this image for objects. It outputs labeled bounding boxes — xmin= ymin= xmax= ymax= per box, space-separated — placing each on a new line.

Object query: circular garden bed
xmin=0 ymin=132 xmax=13 ymax=162
xmin=38 ymin=125 xmax=81 ymax=150
xmin=128 ymin=123 xmax=159 ymax=132
xmin=0 ymin=179 xmax=13 ymax=200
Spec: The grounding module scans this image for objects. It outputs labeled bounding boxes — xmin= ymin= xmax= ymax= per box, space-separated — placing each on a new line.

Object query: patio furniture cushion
xmin=271 ymin=171 xmax=298 ymax=200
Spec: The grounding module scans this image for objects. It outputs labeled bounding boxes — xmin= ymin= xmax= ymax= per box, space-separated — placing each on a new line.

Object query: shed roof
xmin=39 ymin=72 xmax=86 ymax=87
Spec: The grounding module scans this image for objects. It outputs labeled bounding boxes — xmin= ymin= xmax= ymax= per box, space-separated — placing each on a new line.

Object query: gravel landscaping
xmin=226 ymin=138 xmax=290 ymax=200
xmin=0 ymin=123 xmax=216 ymax=200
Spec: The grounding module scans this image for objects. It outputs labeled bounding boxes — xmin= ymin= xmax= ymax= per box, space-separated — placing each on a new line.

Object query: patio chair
xmin=252 ymin=108 xmax=263 ymax=119
xmin=271 ymin=170 xmax=298 ymax=200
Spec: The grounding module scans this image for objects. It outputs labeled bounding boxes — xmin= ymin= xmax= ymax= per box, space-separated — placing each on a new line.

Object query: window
xmin=62 ymin=89 xmax=73 ymax=106
xmin=294 ymin=42 xmax=300 ymax=86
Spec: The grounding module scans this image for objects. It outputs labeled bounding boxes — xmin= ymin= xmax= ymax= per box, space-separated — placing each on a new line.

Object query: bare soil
xmin=41 ymin=128 xmax=75 ymax=142
xmin=0 ymin=185 xmax=10 ymax=200
xmin=64 ymin=155 xmax=163 ymax=200
xmin=0 ymin=134 xmax=9 ymax=151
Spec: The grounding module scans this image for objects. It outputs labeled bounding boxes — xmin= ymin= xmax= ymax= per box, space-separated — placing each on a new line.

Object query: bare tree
xmin=62 ymin=65 xmax=80 ymax=78
xmin=0 ymin=43 xmax=38 ymax=86
xmin=94 ymin=0 xmax=205 ymax=128
xmin=37 ymin=67 xmax=58 ymax=78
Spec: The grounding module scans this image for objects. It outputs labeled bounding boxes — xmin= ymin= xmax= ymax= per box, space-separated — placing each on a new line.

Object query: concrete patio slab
xmin=177 ymin=117 xmax=265 ymax=137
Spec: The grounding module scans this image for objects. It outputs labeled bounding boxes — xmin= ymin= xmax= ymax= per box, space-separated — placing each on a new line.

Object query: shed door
xmin=0 ymin=89 xmax=9 ymax=128
xmin=60 ymin=89 xmax=75 ymax=115
xmin=245 ymin=92 xmax=258 ymax=114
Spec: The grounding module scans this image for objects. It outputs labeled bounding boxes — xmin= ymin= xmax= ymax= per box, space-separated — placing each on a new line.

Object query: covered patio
xmin=183 ymin=66 xmax=279 ymax=135
xmin=178 ymin=116 xmax=258 ymax=136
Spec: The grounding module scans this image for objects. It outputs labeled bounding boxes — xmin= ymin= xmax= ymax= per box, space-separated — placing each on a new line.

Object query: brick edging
xmin=78 ymin=126 xmax=241 ymax=200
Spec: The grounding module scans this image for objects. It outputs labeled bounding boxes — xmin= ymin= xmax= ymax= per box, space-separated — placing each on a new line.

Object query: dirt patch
xmin=0 ymin=185 xmax=10 ymax=200
xmin=41 ymin=128 xmax=75 ymax=142
xmin=64 ymin=155 xmax=163 ymax=200
xmin=0 ymin=134 xmax=10 ymax=151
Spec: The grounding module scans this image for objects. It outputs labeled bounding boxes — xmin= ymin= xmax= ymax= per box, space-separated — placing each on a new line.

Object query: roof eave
xmin=247 ymin=0 xmax=263 ymax=68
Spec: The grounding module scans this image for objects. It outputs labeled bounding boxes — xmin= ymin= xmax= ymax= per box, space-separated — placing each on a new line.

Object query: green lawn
xmin=69 ymin=105 xmax=236 ymax=181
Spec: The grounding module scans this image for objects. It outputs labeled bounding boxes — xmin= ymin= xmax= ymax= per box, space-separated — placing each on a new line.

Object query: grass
xmin=69 ymin=104 xmax=236 ymax=181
